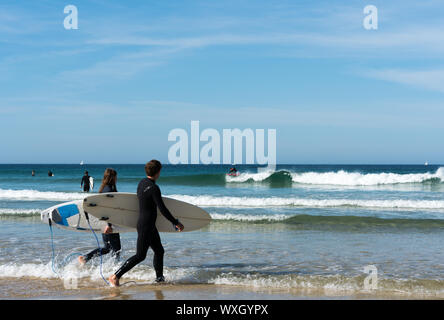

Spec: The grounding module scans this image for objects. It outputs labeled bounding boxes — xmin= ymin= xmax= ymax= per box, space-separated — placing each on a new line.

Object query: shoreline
xmin=2 ymin=278 xmax=444 ymax=300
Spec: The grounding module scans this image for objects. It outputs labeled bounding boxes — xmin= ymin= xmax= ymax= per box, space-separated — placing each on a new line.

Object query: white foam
xmin=210 ymin=213 xmax=291 ymax=221
xmin=0 ymin=262 xmax=58 ymax=279
xmin=290 ymin=168 xmax=444 ymax=186
xmin=210 ymin=273 xmax=360 ymax=292
xmin=0 ymin=189 xmax=87 ymax=201
xmin=0 ymin=261 xmax=198 ymax=284
xmin=168 ymin=194 xmax=444 ymax=210
xmin=0 ymin=208 xmax=41 ymax=216
xmin=225 ymin=170 xmax=279 ymax=183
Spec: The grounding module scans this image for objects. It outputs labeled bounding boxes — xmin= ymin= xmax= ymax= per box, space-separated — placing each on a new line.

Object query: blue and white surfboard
xmin=41 ymin=200 xmax=131 ymax=233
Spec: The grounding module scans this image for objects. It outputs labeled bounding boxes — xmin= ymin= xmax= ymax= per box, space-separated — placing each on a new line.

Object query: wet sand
xmin=1 ymin=277 xmax=443 ymax=300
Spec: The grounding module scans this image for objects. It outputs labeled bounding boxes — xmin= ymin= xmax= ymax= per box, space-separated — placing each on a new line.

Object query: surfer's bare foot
xmin=78 ymin=256 xmax=86 ymax=266
xmin=109 ymin=274 xmax=119 ymax=287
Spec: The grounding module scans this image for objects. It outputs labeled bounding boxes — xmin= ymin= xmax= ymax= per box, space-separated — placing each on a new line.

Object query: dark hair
xmin=98 ymin=168 xmax=117 ymax=193
xmin=85 ymin=171 xmax=89 ymax=175
xmin=145 ymin=160 xmax=162 ymax=177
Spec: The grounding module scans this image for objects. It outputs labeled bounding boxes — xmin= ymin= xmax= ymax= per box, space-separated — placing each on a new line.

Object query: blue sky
xmin=0 ymin=0 xmax=443 ymax=164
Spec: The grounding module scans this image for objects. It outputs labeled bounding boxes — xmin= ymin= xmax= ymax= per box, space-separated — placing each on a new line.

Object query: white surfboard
xmin=83 ymin=192 xmax=212 ymax=232
xmin=41 ymin=200 xmax=133 ymax=233
xmin=89 ymin=177 xmax=94 ymax=191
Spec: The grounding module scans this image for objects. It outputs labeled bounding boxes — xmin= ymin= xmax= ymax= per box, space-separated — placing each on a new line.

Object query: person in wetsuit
xmin=48 ymin=170 xmax=54 ymax=177
xmin=78 ymin=168 xmax=121 ymax=265
xmin=229 ymin=166 xmax=237 ymax=174
xmin=81 ymin=171 xmax=91 ymax=192
xmin=108 ymin=160 xmax=184 ymax=287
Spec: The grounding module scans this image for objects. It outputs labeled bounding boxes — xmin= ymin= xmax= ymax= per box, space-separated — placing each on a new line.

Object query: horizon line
xmin=0 ymin=163 xmax=441 ymax=166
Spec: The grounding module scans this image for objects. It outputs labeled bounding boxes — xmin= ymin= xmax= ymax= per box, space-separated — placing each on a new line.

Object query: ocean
xmin=1 ymin=164 xmax=444 ymax=299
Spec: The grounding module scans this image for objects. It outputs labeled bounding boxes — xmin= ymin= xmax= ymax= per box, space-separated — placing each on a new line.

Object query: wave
xmin=158 ymin=167 xmax=444 ymax=187
xmin=210 ymin=213 xmax=291 ymax=222
xmin=0 ymin=189 xmax=87 ymax=201
xmin=209 ymin=213 xmax=444 ymax=228
xmin=225 ymin=167 xmax=444 ymax=186
xmin=290 ymin=167 xmax=444 ymax=186
xmin=169 ymin=194 xmax=444 ymax=210
xmin=0 ymin=208 xmax=41 ymax=216
xmin=210 ymin=273 xmax=444 ymax=297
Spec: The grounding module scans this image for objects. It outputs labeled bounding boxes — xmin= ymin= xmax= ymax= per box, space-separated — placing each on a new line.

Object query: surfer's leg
xmin=81 ymin=235 xmax=112 ymax=263
xmin=83 ymin=248 xmax=101 ymax=262
xmin=150 ymin=229 xmax=164 ymax=278
xmin=83 ymin=247 xmax=110 ymax=262
xmin=114 ymin=229 xmax=149 ymax=279
xmin=107 ymin=233 xmax=122 ymax=260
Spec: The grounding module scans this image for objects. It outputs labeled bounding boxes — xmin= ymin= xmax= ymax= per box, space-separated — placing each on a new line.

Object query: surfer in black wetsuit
xmin=109 ymin=160 xmax=184 ymax=287
xmin=81 ymin=171 xmax=91 ymax=192
xmin=78 ymin=169 xmax=121 ymax=265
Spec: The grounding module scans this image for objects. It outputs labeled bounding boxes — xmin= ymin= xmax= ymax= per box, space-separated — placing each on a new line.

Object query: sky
xmin=0 ymin=0 xmax=443 ymax=164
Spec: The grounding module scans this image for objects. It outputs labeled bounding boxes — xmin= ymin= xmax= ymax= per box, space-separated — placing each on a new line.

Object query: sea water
xmin=1 ymin=164 xmax=444 ymax=298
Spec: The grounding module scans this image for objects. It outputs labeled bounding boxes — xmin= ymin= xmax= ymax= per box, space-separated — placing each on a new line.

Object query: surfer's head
xmin=145 ymin=160 xmax=162 ymax=181
xmin=84 ymin=171 xmax=88 ymax=175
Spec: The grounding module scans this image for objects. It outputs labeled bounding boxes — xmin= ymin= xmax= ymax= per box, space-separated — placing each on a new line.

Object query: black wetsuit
xmin=84 ymin=184 xmax=121 ymax=262
xmin=81 ymin=175 xmax=91 ymax=192
xmin=115 ymin=178 xmax=179 ymax=279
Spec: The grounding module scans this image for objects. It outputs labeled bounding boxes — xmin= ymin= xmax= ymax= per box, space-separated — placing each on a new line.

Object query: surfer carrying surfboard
xmin=109 ymin=160 xmax=184 ymax=287
xmin=81 ymin=171 xmax=92 ymax=192
xmin=78 ymin=168 xmax=121 ymax=265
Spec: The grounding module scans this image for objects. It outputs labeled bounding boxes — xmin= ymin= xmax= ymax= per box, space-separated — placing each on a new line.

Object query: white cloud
xmin=366 ymin=68 xmax=444 ymax=93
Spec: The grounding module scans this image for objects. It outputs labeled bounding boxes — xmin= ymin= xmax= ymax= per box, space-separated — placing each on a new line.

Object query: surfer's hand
xmin=104 ymin=225 xmax=113 ymax=234
xmin=175 ymin=223 xmax=184 ymax=232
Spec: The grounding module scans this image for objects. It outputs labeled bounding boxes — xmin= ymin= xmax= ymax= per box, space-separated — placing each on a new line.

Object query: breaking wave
xmin=226 ymin=167 xmax=444 ymax=186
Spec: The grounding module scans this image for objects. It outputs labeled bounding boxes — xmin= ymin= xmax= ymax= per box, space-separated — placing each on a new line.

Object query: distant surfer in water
xmin=228 ymin=166 xmax=238 ymax=175
xmin=108 ymin=160 xmax=184 ymax=287
xmin=48 ymin=170 xmax=54 ymax=177
xmin=31 ymin=170 xmax=35 ymax=176
xmin=81 ymin=171 xmax=91 ymax=192
xmin=78 ymin=168 xmax=121 ymax=265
